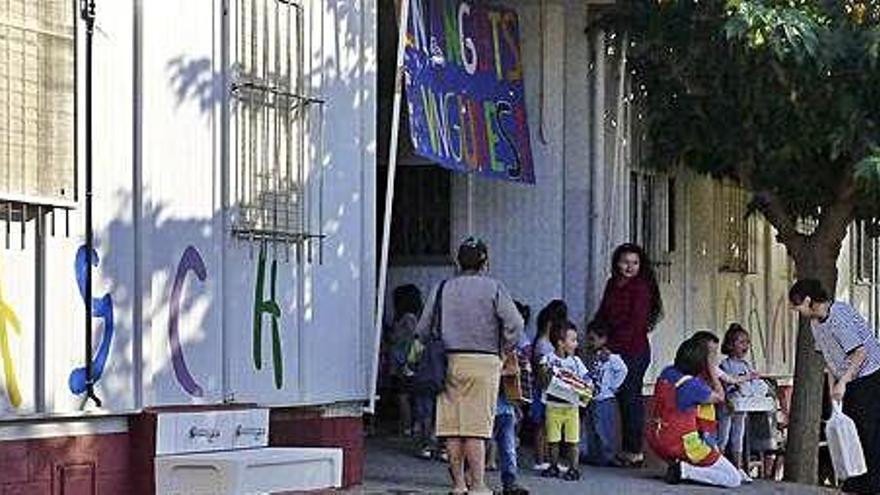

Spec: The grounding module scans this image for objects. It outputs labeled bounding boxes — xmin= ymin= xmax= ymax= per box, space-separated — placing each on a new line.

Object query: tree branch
xmin=735 ymin=159 xmax=803 ymax=252
xmin=814 ymin=172 xmax=858 ymax=248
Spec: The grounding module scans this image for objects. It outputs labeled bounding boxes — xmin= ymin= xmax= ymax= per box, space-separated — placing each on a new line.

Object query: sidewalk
xmin=348 ymin=436 xmax=835 ymax=494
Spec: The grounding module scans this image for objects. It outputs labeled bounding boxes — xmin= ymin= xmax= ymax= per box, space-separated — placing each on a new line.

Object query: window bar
xmin=20 ymin=203 xmax=25 ymax=250
xmin=284 ymin=0 xmax=293 ymax=262
xmin=4 ymin=202 xmax=9 ymax=249
xmin=50 ymin=207 xmax=56 ymax=236
xmin=261 ymin=0 xmax=269 ymax=245
xmin=272 ymin=0 xmax=281 ymax=260
xmin=317 ymin=95 xmax=325 ymax=264
xmin=237 ymin=0 xmax=245 ymax=233
xmin=300 ymin=1 xmax=308 ymax=264
xmin=249 ymin=0 xmax=258 ymax=234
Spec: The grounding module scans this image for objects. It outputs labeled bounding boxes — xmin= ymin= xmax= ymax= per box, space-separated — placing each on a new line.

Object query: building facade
xmin=0 ymin=0 xmax=376 ymax=492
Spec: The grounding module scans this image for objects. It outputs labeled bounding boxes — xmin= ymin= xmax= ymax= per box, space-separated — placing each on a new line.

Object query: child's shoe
xmin=664 ymin=461 xmax=682 ymax=485
xmin=562 ymin=468 xmax=581 ymax=481
xmin=501 ymin=482 xmax=530 ymax=494
xmin=416 ymin=444 xmax=433 ymax=460
xmin=540 ymin=465 xmax=560 ymax=478
xmin=532 ymin=462 xmax=550 ymax=471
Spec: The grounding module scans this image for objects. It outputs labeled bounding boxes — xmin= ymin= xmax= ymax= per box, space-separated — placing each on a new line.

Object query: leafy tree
xmin=598 ymin=0 xmax=880 ymax=484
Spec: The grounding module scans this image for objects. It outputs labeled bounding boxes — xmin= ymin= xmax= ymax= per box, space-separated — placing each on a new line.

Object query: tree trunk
xmin=784 ymin=241 xmax=841 ymax=485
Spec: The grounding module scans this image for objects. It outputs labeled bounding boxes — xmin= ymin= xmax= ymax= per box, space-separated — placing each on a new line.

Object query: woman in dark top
xmin=595 ymin=243 xmax=663 ymax=467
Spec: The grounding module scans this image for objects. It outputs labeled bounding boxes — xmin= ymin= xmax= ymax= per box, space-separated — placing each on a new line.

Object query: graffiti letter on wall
xmin=0 ymin=283 xmax=22 ymax=408
xmin=69 ymin=246 xmax=115 ymax=395
xmin=169 ymin=246 xmax=207 ymax=397
xmin=253 ymin=243 xmax=283 ymax=389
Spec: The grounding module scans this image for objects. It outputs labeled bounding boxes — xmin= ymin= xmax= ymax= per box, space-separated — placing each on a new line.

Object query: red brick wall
xmin=0 ymin=433 xmax=131 ymax=494
xmin=269 ymin=408 xmax=364 ymax=488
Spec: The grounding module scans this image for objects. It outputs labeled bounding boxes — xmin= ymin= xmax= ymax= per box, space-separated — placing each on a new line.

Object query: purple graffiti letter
xmin=169 ymin=246 xmax=207 ymax=397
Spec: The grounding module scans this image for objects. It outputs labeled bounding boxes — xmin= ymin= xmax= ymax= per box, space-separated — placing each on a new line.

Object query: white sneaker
xmin=532 ymin=462 xmax=550 ymax=471
xmin=739 ymin=468 xmax=753 ymax=483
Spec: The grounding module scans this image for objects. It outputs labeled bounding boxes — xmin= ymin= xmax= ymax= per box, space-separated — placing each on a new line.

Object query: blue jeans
xmin=412 ymin=392 xmax=436 ymax=444
xmin=580 ymin=398 xmax=618 ymax=466
xmin=493 ymin=412 xmax=518 ymax=487
xmin=618 ymin=351 xmax=651 ymax=454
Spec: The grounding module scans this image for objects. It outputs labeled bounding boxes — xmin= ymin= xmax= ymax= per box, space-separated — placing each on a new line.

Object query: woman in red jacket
xmin=595 ymin=243 xmax=663 ymax=467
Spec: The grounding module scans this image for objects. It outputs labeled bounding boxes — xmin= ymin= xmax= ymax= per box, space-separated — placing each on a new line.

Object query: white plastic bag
xmin=825 ymin=401 xmax=867 ymax=481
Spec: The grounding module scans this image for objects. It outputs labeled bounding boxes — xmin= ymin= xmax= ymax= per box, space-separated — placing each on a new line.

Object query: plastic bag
xmin=825 ymin=402 xmax=867 ymax=481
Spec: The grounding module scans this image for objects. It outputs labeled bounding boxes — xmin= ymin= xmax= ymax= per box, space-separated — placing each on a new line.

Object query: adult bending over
xmin=789 ymin=279 xmax=880 ymax=494
xmin=594 ymin=243 xmax=663 ymax=467
xmin=417 ymin=237 xmax=524 ymax=494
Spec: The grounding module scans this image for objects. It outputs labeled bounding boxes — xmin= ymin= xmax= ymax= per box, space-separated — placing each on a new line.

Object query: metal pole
xmin=81 ymin=0 xmax=101 ymax=408
xmin=367 ymin=0 xmax=409 ymax=414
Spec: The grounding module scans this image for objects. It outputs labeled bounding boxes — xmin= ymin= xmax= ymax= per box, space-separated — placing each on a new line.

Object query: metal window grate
xmin=229 ymin=0 xmax=324 ymax=257
xmin=389 ymin=167 xmax=451 ymax=264
xmin=0 ymin=0 xmax=75 ymax=206
xmin=629 ymin=168 xmax=675 ymax=283
xmin=717 ymin=180 xmax=756 ymax=274
xmin=852 ymin=220 xmax=878 ymax=284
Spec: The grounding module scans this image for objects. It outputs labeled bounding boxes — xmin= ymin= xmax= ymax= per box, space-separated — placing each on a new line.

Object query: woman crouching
xmin=646 ymin=337 xmax=745 ymax=487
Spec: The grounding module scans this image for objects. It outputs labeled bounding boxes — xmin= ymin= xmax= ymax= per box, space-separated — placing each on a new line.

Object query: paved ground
xmin=347 ymin=436 xmax=836 ymax=494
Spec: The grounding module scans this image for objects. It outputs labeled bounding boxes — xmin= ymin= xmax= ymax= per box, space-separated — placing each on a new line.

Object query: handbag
xmin=501 ymin=350 xmax=524 ymax=402
xmin=825 ymin=401 xmax=867 ymax=481
xmin=413 ymin=280 xmax=448 ymax=396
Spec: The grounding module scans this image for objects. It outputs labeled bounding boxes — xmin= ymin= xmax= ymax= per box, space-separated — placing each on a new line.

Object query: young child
xmin=579 ymin=320 xmax=628 ymax=466
xmin=539 ymin=321 xmax=592 ymax=481
xmin=529 ymin=300 xmax=567 ymax=471
xmin=389 ymin=285 xmax=422 ymax=437
xmin=718 ymin=324 xmax=762 ymax=472
xmin=646 ymin=338 xmax=743 ymax=488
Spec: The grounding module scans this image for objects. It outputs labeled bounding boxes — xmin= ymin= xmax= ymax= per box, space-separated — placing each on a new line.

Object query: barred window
xmin=229 ymin=0 xmax=323 ymax=252
xmin=629 ymin=169 xmax=675 ymax=282
xmin=717 ymin=180 xmax=756 ymax=274
xmin=852 ymin=220 xmax=878 ymax=284
xmin=0 ymin=0 xmax=75 ymax=206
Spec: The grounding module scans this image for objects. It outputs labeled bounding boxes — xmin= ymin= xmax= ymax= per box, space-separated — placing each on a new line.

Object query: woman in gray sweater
xmin=417 ymin=237 xmax=524 ymax=494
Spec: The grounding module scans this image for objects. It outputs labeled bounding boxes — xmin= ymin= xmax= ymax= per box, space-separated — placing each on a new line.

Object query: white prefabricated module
xmin=154 ymin=409 xmax=343 ymax=494
xmin=156 ymin=447 xmax=343 ymax=494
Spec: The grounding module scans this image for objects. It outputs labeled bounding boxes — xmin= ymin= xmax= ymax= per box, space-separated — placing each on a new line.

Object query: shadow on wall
xmin=159 ymin=0 xmax=376 ymax=403
xmin=0 ymin=0 xmax=375 ymax=418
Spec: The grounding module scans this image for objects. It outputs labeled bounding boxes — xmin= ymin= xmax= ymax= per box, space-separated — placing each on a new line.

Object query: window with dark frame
xmin=853 ymin=220 xmax=878 ymax=284
xmin=389 ymin=166 xmax=451 ymax=264
xmin=629 ymin=169 xmax=675 ymax=283
xmin=717 ymin=180 xmax=756 ymax=274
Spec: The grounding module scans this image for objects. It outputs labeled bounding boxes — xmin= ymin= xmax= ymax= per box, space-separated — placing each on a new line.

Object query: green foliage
xmin=601 ymin=0 xmax=880 ymax=221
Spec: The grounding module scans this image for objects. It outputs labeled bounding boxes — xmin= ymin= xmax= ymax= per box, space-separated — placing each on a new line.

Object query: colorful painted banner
xmin=404 ymin=0 xmax=534 ymax=183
